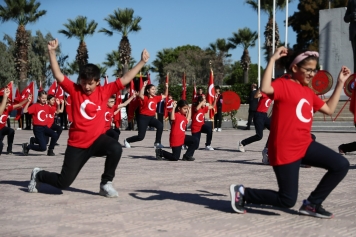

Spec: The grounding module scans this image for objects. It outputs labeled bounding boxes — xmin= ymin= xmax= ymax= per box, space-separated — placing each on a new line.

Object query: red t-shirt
xmin=47 ymin=104 xmax=57 ymax=127
xmin=59 ymin=76 xmax=124 ymax=148
xmin=140 ymin=95 xmax=162 ymax=116
xmin=170 ymin=112 xmax=188 ymax=147
xmin=28 ymin=103 xmax=53 ymax=126
xmin=268 ymin=79 xmax=325 ymax=166
xmin=191 ymin=106 xmax=209 ymax=133
xmin=256 ymin=92 xmax=272 ymax=113
xmin=0 ymin=105 xmax=13 ymax=129
xmin=166 ymin=99 xmax=173 ymax=113
xmin=104 ymin=106 xmax=115 ymax=131
xmin=66 ymin=95 xmax=73 ymax=122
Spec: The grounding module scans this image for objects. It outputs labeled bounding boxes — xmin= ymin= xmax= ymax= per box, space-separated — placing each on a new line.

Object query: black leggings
xmin=192 ymin=123 xmax=213 ymax=147
xmin=37 ymin=134 xmax=122 ymax=189
xmin=106 ymin=128 xmax=121 ymax=141
xmin=244 ymin=141 xmax=349 ymax=207
xmin=0 ymin=127 xmax=14 ymax=154
xmin=241 ymin=112 xmax=270 ymax=147
xmin=161 ymin=135 xmax=199 ymax=161
xmin=126 ymin=114 xmax=163 ymax=144
xmin=214 ymin=108 xmax=222 ymax=128
xmin=29 ymin=125 xmax=59 ymax=151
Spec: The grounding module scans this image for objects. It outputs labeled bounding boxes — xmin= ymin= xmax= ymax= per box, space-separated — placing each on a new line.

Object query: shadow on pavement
xmin=130 ymin=189 xmax=283 ymax=216
xmin=217 ymin=159 xmax=267 ymax=166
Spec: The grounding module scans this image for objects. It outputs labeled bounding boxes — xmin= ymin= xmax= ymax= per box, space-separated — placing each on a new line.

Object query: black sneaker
xmin=155 ymin=148 xmax=163 ymax=161
xmin=299 ymin=200 xmax=334 ymax=219
xmin=47 ymin=149 xmax=55 ymax=156
xmin=22 ymin=143 xmax=29 ymax=156
xmin=338 ymin=145 xmax=345 ymax=155
xmin=229 ymin=184 xmax=246 ymax=214
xmin=182 ymin=154 xmax=195 ymax=161
xmin=7 ymin=150 xmax=13 ymax=155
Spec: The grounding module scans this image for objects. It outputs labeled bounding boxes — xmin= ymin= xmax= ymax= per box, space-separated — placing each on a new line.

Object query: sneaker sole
xmin=229 ymin=184 xmax=246 ymax=214
xmin=99 ymin=189 xmax=118 ymax=198
xmin=299 ymin=209 xmax=334 ymax=219
xmin=28 ymin=168 xmax=41 ymax=193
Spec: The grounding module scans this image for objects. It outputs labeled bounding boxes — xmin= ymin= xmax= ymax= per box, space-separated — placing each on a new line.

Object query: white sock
xmin=239 ymin=186 xmax=244 ymax=195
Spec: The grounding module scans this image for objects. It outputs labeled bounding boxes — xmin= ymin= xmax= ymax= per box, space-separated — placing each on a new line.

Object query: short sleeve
xmin=155 ymin=95 xmax=163 ymax=103
xmin=271 ymin=79 xmax=287 ymax=101
xmin=59 ymin=76 xmax=75 ymax=95
xmin=312 ymin=92 xmax=325 ymax=112
xmin=27 ymin=104 xmax=36 ymax=115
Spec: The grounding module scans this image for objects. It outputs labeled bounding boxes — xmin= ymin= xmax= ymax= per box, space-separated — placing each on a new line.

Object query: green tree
xmin=0 ymin=38 xmax=16 ymax=87
xmin=58 ymin=15 xmax=98 ymax=70
xmin=289 ymin=0 xmax=348 ymax=51
xmin=228 ymin=27 xmax=258 ymax=83
xmin=0 ymin=0 xmax=46 ymax=91
xmin=99 ymin=8 xmax=142 ymax=74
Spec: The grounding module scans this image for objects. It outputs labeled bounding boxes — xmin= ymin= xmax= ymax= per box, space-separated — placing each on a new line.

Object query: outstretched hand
xmin=4 ymin=88 xmax=10 ymax=98
xmin=141 ymin=49 xmax=150 ymax=63
xmin=271 ymin=47 xmax=288 ymax=61
xmin=338 ymin=66 xmax=351 ymax=84
xmin=48 ymin=39 xmax=59 ymax=51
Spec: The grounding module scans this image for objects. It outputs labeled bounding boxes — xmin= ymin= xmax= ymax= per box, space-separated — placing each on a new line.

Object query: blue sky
xmin=0 ymin=0 xmax=299 ymax=85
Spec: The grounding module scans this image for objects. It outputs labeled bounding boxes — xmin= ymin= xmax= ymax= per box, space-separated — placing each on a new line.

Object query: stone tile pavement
xmin=0 ymin=129 xmax=356 ymax=236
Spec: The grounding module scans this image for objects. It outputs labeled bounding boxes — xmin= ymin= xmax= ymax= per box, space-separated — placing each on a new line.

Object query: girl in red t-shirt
xmin=22 ymin=90 xmax=59 ymax=156
xmin=191 ymin=95 xmax=217 ymax=151
xmin=229 ymin=47 xmax=351 ymax=219
xmin=124 ymin=81 xmax=167 ymax=148
xmin=155 ymin=100 xmax=198 ymax=161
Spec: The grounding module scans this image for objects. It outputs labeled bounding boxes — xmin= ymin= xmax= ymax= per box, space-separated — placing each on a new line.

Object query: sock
xmin=239 ymin=186 xmax=245 ymax=195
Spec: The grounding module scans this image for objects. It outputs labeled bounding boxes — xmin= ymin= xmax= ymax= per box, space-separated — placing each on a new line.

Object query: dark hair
xmin=47 ymin=94 xmax=55 ymax=101
xmin=215 ymin=86 xmax=220 ymax=90
xmin=278 ymin=48 xmax=319 ymax=74
xmin=197 ymin=87 xmax=203 ymax=91
xmin=197 ymin=95 xmax=205 ymax=103
xmin=144 ymin=84 xmax=155 ymax=96
xmin=79 ymin=63 xmax=101 ymax=82
xmin=110 ymin=95 xmax=116 ymax=99
xmin=37 ymin=90 xmax=47 ymax=102
xmin=175 ymin=99 xmax=189 ymax=112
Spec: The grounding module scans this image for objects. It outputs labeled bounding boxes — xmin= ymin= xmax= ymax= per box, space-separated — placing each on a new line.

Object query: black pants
xmin=246 ymin=110 xmax=256 ymax=128
xmin=59 ymin=112 xmax=68 ymax=129
xmin=214 ymin=108 xmax=222 ymax=128
xmin=37 ymin=134 xmax=122 ymax=189
xmin=157 ymin=113 xmax=164 ymax=125
xmin=25 ymin=113 xmax=32 ymax=130
xmin=244 ymin=141 xmax=349 ymax=208
xmin=126 ymin=115 xmax=163 ymax=144
xmin=161 ymin=135 xmax=199 ymax=161
xmin=6 ymin=118 xmax=10 ymax=128
xmin=0 ymin=127 xmax=14 ymax=154
xmin=192 ymin=123 xmax=213 ymax=147
xmin=29 ymin=125 xmax=59 ymax=151
xmin=106 ymin=128 xmax=121 ymax=141
xmin=339 ymin=141 xmax=356 ymax=153
xmin=242 ymin=112 xmax=270 ymax=146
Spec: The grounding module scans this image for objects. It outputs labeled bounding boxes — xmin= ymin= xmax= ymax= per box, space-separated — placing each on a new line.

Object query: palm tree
xmin=58 ymin=16 xmax=98 ymax=70
xmin=99 ymin=8 xmax=142 ymax=74
xmin=0 ymin=0 xmax=46 ymax=91
xmin=245 ymin=0 xmax=289 ymax=60
xmin=229 ymin=27 xmax=258 ymax=83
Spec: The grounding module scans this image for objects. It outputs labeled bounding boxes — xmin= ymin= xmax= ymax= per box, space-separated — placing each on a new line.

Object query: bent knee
xmin=279 ymin=196 xmax=297 ymax=208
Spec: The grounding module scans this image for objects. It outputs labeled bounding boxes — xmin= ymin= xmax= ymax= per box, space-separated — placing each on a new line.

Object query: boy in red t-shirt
xmin=27 ymin=39 xmax=149 ymax=198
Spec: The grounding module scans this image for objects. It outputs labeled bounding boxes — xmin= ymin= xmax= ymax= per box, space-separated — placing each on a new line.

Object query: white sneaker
xmin=213 ymin=128 xmax=217 ymax=132
xmin=154 ymin=143 xmax=164 ymax=149
xmin=217 ymin=128 xmax=222 ymax=132
xmin=124 ymin=139 xmax=131 ymax=148
xmin=262 ymin=148 xmax=269 ymax=165
xmin=99 ymin=181 xmax=118 ymax=198
xmin=181 ymin=145 xmax=187 ymax=150
xmin=205 ymin=145 xmax=214 ymax=151
xmin=238 ymin=141 xmax=245 ymax=152
xmin=28 ymin=167 xmax=42 ymax=193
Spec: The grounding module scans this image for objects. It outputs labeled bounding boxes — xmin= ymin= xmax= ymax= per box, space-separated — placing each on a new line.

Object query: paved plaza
xmin=0 ymin=128 xmax=356 ymax=236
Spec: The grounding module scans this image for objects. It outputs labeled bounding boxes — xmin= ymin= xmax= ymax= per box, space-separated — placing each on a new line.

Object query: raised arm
xmin=0 ymin=88 xmax=10 ymax=115
xmin=48 ymin=39 xmax=65 ymax=83
xmin=319 ymin=66 xmax=351 ymax=115
xmin=13 ymin=94 xmax=33 ymax=110
xmin=120 ymin=49 xmax=150 ymax=86
xmin=22 ymin=98 xmax=32 ymax=113
xmin=118 ymin=92 xmax=137 ymax=110
xmin=261 ymin=47 xmax=288 ymax=95
xmin=138 ymin=81 xmax=147 ymax=100
xmin=186 ymin=105 xmax=192 ymax=121
xmin=170 ymin=101 xmax=177 ymax=121
xmin=161 ymin=83 xmax=168 ymax=99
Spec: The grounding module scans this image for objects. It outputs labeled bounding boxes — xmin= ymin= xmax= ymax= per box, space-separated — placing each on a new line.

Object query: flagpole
xmin=258 ymin=0 xmax=261 ymax=87
xmin=284 ymin=0 xmax=289 ymax=74
xmin=272 ymin=0 xmax=276 ymax=79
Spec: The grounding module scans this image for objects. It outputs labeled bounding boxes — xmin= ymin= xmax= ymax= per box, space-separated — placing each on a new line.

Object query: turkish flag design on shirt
xmin=60 ymin=76 xmax=124 ymax=148
xmin=140 ymin=95 xmax=163 ymax=116
xmin=104 ymin=106 xmax=115 ymax=131
xmin=268 ymin=79 xmax=325 ymax=166
xmin=256 ymin=93 xmax=272 ymax=113
xmin=0 ymin=105 xmax=14 ymax=129
xmin=170 ymin=112 xmax=188 ymax=147
xmin=27 ymin=103 xmax=51 ymax=126
xmin=47 ymin=104 xmax=57 ymax=127
xmin=191 ymin=106 xmax=209 ymax=133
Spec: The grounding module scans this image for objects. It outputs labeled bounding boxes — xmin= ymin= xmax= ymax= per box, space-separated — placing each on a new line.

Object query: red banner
xmin=207 ymin=70 xmax=216 ymax=119
xmin=164 ymin=73 xmax=169 ymax=119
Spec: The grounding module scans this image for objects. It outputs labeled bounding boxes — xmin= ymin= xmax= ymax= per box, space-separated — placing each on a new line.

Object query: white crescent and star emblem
xmin=104 ymin=112 xmax=111 ymax=122
xmin=180 ymin=121 xmax=186 ymax=132
xmin=196 ymin=113 xmax=204 ymax=123
xmin=148 ymin=101 xmax=154 ymax=111
xmin=208 ymin=84 xmax=214 ymax=98
xmin=0 ymin=115 xmax=7 ymax=124
xmin=296 ymin=98 xmax=313 ymax=123
xmin=265 ymin=99 xmax=271 ymax=108
xmin=37 ymin=110 xmax=46 ymax=122
xmin=49 ymin=114 xmax=54 ymax=119
xmin=80 ymin=100 xmax=97 ymax=120
xmin=58 ymin=87 xmax=64 ymax=97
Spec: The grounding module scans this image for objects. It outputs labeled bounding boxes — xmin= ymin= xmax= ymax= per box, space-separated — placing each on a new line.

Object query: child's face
xmin=80 ymin=79 xmax=100 ymax=95
xmin=216 ymin=89 xmax=220 ymax=94
xmin=107 ymin=98 xmax=115 ymax=108
xmin=293 ymin=59 xmax=318 ymax=86
xmin=169 ymin=95 xmax=172 ymax=100
xmin=198 ymin=89 xmax=203 ymax=94
xmin=39 ymin=94 xmax=47 ymax=104
xmin=179 ymin=105 xmax=189 ymax=115
xmin=49 ymin=97 xmax=55 ymax=105
xmin=147 ymin=86 xmax=156 ymax=96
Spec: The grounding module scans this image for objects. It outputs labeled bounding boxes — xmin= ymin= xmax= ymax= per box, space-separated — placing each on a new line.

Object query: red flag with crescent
xmin=181 ymin=72 xmax=186 ymax=100
xmin=56 ymin=86 xmax=64 ymax=100
xmin=147 ymin=73 xmax=151 ymax=85
xmin=48 ymin=81 xmax=57 ymax=96
xmin=21 ymin=82 xmax=34 ymax=103
xmin=192 ymin=81 xmax=197 ymax=104
xmin=14 ymin=88 xmax=22 ymax=121
xmin=207 ymin=70 xmax=216 ymax=119
xmin=348 ymin=76 xmax=356 ymax=125
xmin=0 ymin=81 xmax=14 ymax=102
xmin=66 ymin=95 xmax=73 ymax=122
xmin=164 ymin=73 xmax=169 ymax=119
xmin=114 ymin=92 xmax=122 ymax=128
xmin=128 ymin=80 xmax=139 ymax=122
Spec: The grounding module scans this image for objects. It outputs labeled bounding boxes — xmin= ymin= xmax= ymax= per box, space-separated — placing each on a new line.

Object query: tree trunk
xmin=243 ymin=69 xmax=248 ymax=84
xmin=15 ymin=25 xmax=29 ymax=92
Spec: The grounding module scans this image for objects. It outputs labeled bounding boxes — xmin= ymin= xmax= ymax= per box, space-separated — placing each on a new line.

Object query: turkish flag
xmin=164 ymin=73 xmax=169 ymax=119
xmin=39 ymin=80 xmax=43 ymax=91
xmin=55 ymin=86 xmax=64 ymax=100
xmin=207 ymin=70 xmax=216 ymax=119
xmin=139 ymin=73 xmax=144 ymax=90
xmin=21 ymin=82 xmax=35 ymax=103
xmin=114 ymin=93 xmax=122 ymax=128
xmin=181 ymin=73 xmax=186 ymax=100
xmin=192 ymin=81 xmax=197 ymax=104
xmin=48 ymin=81 xmax=57 ymax=96
xmin=66 ymin=95 xmax=73 ymax=122
xmin=147 ymin=73 xmax=151 ymax=84
xmin=0 ymin=81 xmax=14 ymax=102
xmin=14 ymin=88 xmax=22 ymax=121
